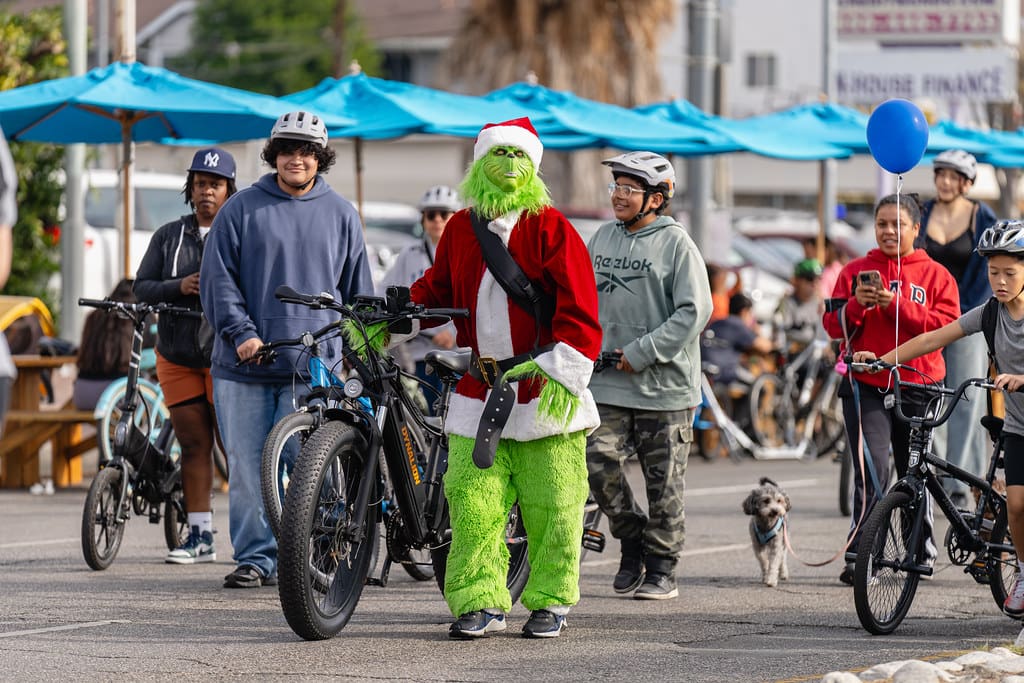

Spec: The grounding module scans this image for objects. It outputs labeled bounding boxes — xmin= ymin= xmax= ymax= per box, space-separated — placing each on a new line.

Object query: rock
xmin=820 ymin=673 xmax=861 ymax=683
xmin=890 ymin=660 xmax=952 ymax=683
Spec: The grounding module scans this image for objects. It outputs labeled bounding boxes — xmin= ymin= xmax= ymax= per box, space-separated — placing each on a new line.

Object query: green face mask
xmin=481 ymin=145 xmax=533 ymax=193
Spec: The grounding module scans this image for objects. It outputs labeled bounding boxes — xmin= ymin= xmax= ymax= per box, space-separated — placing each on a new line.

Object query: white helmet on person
xmin=977 ymin=219 xmax=1024 ymax=256
xmin=270 ymin=110 xmax=328 ymax=148
xmin=601 ymin=151 xmax=675 ymax=199
xmin=417 ymin=185 xmax=461 ymax=213
xmin=933 ymin=149 xmax=977 ymax=182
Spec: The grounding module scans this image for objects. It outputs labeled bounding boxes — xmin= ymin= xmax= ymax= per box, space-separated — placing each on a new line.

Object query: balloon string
xmin=892 ymin=174 xmax=903 ymax=386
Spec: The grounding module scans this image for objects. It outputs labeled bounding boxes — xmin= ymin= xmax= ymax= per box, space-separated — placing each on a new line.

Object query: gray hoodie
xmin=587 ymin=215 xmax=712 ymax=411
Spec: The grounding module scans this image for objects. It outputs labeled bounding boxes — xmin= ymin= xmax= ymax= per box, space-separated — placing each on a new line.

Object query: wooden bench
xmin=0 ymin=355 xmax=98 ymax=489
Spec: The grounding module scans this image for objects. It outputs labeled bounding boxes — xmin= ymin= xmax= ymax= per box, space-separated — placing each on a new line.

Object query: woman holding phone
xmin=822 ymin=193 xmax=960 ymax=585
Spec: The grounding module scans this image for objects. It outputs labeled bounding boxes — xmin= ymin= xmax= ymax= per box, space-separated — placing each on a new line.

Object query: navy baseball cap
xmin=188 ymin=147 xmax=236 ymax=179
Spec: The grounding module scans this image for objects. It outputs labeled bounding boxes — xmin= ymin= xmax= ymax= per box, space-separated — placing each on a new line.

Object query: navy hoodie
xmin=200 ymin=172 xmax=373 ymax=383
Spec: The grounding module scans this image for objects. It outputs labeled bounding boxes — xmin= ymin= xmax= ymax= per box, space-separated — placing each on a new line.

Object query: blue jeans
xmin=213 ymin=378 xmax=299 ymax=578
xmin=931 ymin=333 xmax=990 ymax=500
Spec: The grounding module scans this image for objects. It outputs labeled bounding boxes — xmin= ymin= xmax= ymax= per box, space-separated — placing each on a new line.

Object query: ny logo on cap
xmin=203 ymin=152 xmax=220 ymax=168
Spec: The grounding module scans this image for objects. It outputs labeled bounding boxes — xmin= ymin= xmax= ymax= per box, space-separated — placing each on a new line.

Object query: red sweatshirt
xmin=822 ymin=248 xmax=959 ymax=389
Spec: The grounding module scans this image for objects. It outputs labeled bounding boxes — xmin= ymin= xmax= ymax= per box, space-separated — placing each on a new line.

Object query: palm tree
xmin=441 ymin=0 xmax=676 ymax=207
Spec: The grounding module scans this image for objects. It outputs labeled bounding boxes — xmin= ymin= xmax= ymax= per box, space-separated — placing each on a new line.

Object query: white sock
xmin=188 ymin=512 xmax=213 ymax=536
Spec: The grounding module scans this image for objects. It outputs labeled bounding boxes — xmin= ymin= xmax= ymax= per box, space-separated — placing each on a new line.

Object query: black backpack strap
xmin=470 ymin=210 xmax=556 ymax=325
xmin=982 ymin=296 xmax=999 ymax=372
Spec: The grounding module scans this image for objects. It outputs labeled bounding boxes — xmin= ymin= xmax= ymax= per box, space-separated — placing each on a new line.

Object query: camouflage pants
xmin=586 ymin=404 xmax=693 ymax=560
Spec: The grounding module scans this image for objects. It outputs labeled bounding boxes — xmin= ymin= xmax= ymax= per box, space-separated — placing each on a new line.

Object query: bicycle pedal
xmin=582 ymin=529 xmax=606 ymax=553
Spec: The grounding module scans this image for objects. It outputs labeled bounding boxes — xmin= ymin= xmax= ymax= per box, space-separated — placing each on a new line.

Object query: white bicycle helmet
xmin=933 ymin=149 xmax=977 ymax=182
xmin=270 ymin=110 xmax=328 ymax=148
xmin=601 ymin=151 xmax=675 ymax=199
xmin=417 ymin=185 xmax=461 ymax=213
xmin=978 ymin=220 xmax=1024 ymax=256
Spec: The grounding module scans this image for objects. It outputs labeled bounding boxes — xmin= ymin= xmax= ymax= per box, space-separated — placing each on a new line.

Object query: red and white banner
xmin=838 ymin=0 xmax=1004 ymax=42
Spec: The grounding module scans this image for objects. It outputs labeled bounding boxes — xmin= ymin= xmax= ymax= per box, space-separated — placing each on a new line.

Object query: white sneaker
xmin=166 ymin=526 xmax=216 ymax=564
xmin=29 ymin=479 xmax=54 ymax=495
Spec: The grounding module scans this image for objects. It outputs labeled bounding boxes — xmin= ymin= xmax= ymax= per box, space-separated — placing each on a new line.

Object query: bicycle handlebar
xmin=78 ymin=298 xmax=202 ymax=319
xmin=273 ymin=285 xmax=469 ymax=324
xmin=847 ymin=358 xmax=1007 ymax=429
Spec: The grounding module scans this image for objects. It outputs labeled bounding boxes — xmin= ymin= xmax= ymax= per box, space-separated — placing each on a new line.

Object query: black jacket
xmin=134 ymin=214 xmax=213 ymax=368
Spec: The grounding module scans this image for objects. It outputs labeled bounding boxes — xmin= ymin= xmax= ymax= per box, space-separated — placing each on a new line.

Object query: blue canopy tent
xmin=633 ymin=100 xmax=853 ymax=160
xmin=0 ymin=61 xmax=353 ymax=277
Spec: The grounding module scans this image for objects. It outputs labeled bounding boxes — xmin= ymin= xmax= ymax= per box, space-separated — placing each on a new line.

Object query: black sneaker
xmin=634 ymin=572 xmax=678 ymax=600
xmin=522 ymin=610 xmax=567 ymax=638
xmin=839 ymin=562 xmax=855 ymax=586
xmin=448 ymin=611 xmax=506 ymax=639
xmin=224 ymin=565 xmax=272 ymax=588
xmin=613 ymin=558 xmax=645 ymax=593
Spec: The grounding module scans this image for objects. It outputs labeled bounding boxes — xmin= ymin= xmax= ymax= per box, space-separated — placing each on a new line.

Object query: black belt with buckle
xmin=466 ymin=344 xmax=554 ymax=387
xmin=469 ymin=344 xmax=554 ymax=468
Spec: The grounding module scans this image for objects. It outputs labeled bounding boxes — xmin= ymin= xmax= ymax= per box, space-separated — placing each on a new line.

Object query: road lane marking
xmin=0 ymin=537 xmax=77 ymax=549
xmin=0 ymin=620 xmax=129 ymax=638
xmin=686 ymin=478 xmax=823 ymax=497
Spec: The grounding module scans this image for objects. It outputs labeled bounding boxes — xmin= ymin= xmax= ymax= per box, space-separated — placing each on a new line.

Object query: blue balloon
xmin=866 ymin=99 xmax=929 ymax=174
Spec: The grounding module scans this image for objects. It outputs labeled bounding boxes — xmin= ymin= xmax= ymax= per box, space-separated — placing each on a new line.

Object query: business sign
xmin=838 ymin=0 xmax=1003 ymax=43
xmin=836 ymin=48 xmax=1016 ymax=103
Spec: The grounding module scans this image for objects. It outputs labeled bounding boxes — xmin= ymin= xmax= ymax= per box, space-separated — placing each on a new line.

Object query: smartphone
xmin=857 ymin=270 xmax=884 ymax=289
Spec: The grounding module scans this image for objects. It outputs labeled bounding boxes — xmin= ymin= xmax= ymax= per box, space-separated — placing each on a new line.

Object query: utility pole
xmin=818 ymin=0 xmax=837 ymax=260
xmin=686 ymin=0 xmax=718 ymax=252
xmin=62 ymin=0 xmax=87 ymax=340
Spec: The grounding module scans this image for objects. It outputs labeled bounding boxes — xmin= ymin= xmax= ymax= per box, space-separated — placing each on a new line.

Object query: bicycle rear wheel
xmin=853 ymin=490 xmax=921 ymax=634
xmin=278 ymin=420 xmax=377 ymax=641
xmin=986 ymin=504 xmax=1019 ymax=611
xmin=430 ymin=503 xmax=530 ymax=601
xmin=163 ymin=487 xmax=188 ymax=550
xmin=261 ymin=411 xmax=317 ymax=540
xmin=81 ymin=466 xmax=126 ymax=570
xmin=812 ymin=378 xmax=845 ymax=458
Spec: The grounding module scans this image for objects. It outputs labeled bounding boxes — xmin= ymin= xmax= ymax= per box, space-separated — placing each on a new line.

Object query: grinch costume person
xmin=411 ymin=117 xmax=602 ymax=639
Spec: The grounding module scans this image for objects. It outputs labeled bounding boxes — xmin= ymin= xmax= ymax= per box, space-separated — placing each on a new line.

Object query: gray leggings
xmin=841 ymin=379 xmax=935 ymax=554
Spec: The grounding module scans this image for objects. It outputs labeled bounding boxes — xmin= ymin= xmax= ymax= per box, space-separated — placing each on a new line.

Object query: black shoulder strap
xmin=470 ymin=210 xmax=556 ymax=324
xmin=982 ymin=295 xmax=999 ymax=372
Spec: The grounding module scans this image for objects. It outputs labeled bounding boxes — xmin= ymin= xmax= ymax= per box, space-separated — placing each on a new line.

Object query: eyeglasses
xmin=607 ymin=182 xmax=645 ymax=198
xmin=423 ymin=210 xmax=453 ymax=221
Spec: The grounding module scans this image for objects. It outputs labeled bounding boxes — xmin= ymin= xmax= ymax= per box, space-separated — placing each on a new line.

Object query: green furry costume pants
xmin=444 ymin=431 xmax=589 ymax=617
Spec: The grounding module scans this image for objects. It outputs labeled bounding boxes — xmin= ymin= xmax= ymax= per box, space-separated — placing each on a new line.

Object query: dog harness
xmin=754 ymin=516 xmax=785 ymax=545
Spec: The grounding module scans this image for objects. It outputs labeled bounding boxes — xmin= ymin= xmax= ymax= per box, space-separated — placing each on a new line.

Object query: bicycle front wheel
xmin=853 ymin=490 xmax=921 ymax=634
xmin=986 ymin=504 xmax=1019 ymax=611
xmin=261 ymin=411 xmax=317 ymax=540
xmin=81 ymin=466 xmax=126 ymax=570
xmin=278 ymin=420 xmax=376 ymax=641
xmin=748 ymin=373 xmax=793 ymax=447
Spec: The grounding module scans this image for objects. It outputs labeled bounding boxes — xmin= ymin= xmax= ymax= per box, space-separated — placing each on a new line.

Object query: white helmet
xmin=933 ymin=149 xmax=977 ymax=182
xmin=978 ymin=220 xmax=1024 ymax=256
xmin=270 ymin=110 xmax=328 ymax=148
xmin=602 ymin=151 xmax=675 ymax=198
xmin=417 ymin=185 xmax=461 ymax=212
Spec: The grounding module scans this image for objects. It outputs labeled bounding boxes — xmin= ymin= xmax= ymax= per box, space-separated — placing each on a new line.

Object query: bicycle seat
xmin=981 ymin=415 xmax=1004 ymax=444
xmin=425 ymin=349 xmax=470 ymax=379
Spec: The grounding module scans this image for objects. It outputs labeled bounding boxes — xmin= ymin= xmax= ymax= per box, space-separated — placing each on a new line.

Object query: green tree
xmin=170 ymin=0 xmax=380 ymax=96
xmin=0 ymin=8 xmax=67 ymax=318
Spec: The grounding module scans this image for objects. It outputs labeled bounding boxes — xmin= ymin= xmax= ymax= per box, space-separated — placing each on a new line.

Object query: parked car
xmin=358 ymin=201 xmax=421 ymax=288
xmin=80 ymin=169 xmax=185 ymax=300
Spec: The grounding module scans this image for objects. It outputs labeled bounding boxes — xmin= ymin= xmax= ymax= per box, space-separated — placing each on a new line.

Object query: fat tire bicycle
xmin=274 ymin=286 xmax=530 ymax=640
xmin=253 ymin=320 xmax=436 ymax=584
xmin=849 ymin=359 xmax=1018 ymax=635
xmin=78 ymin=298 xmax=197 ymax=570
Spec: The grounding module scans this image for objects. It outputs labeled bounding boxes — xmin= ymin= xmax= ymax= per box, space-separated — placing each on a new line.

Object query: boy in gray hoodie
xmin=586 ymin=152 xmax=713 ymax=600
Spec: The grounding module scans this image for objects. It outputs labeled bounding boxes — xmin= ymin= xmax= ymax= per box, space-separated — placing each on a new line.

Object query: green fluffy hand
xmin=502 ymin=359 xmax=579 ymax=431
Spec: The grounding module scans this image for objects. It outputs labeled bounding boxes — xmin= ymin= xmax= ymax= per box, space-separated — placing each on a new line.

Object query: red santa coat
xmin=411 ymin=206 xmax=602 ymax=441
xmin=822 ymin=247 xmax=959 ymax=390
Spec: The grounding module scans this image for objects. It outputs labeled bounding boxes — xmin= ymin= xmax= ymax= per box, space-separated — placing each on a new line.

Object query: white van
xmin=81 ymin=169 xmax=186 ymax=300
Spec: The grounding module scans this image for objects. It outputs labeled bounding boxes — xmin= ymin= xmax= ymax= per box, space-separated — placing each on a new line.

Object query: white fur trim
xmin=534 ymin=342 xmax=594 ymax=396
xmin=474 ymin=213 xmax=521 ymax=360
xmin=474 ymin=126 xmax=543 ymax=168
xmin=445 ymin=391 xmax=600 ymax=441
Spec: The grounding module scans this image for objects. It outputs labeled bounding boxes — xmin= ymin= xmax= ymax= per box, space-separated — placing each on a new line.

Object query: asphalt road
xmin=1 ymin=453 xmax=1021 ymax=682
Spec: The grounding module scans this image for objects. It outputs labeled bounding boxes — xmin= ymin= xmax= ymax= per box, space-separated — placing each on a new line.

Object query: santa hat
xmin=473 ymin=117 xmax=543 ymax=168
